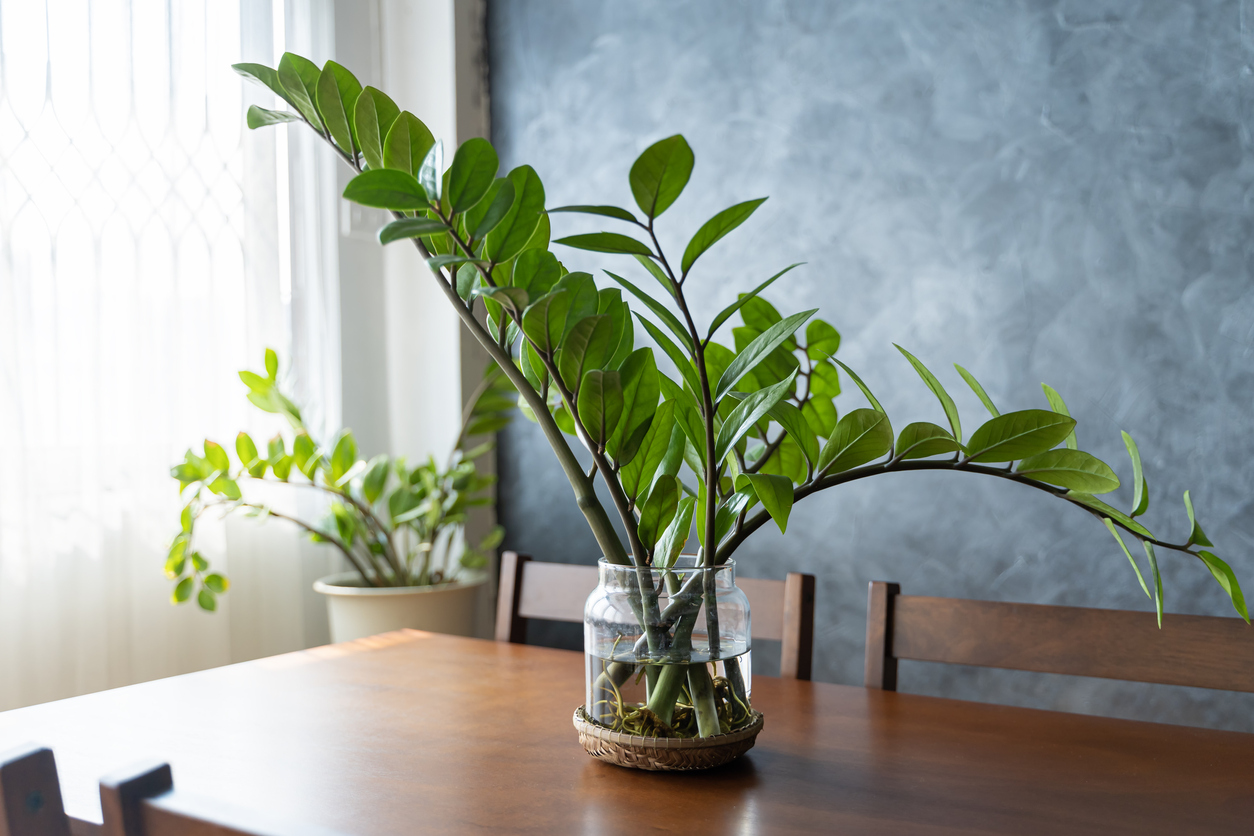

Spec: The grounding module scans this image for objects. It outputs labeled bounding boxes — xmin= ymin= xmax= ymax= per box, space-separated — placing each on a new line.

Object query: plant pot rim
xmin=313 ymin=570 xmax=487 ymax=597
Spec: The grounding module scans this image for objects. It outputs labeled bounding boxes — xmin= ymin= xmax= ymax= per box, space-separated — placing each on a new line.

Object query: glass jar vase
xmin=583 ymin=556 xmax=752 ymax=739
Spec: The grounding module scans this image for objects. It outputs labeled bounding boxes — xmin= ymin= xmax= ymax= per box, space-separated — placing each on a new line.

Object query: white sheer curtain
xmin=0 ymin=0 xmax=343 ymax=711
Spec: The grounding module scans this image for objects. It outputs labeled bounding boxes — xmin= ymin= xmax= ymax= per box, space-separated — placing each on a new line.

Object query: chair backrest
xmin=496 ymin=551 xmax=816 ymax=680
xmin=864 ymin=581 xmax=1254 ymax=693
xmin=0 ymin=745 xmax=71 ymax=836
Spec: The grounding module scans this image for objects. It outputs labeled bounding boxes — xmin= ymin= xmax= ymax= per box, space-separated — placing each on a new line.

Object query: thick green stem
xmin=687 ymin=663 xmax=721 ymax=737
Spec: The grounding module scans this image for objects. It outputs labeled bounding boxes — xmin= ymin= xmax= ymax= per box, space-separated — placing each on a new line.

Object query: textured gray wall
xmin=488 ymin=0 xmax=1254 ymax=731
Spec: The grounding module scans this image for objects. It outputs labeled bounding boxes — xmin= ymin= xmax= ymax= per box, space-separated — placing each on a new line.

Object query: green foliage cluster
xmin=232 ymin=54 xmax=1246 ymax=645
xmin=168 ymin=348 xmax=512 ymax=608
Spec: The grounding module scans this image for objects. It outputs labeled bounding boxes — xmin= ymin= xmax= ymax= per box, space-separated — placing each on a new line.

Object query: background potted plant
xmin=168 ymin=348 xmax=514 ymax=642
xmin=233 ymin=53 xmax=1247 ymax=769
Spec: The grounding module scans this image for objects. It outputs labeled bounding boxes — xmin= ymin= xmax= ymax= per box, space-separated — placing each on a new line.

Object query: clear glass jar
xmin=583 ymin=556 xmax=752 ymax=738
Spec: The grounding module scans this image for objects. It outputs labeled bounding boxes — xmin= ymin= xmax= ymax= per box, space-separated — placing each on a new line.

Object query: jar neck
xmin=597 ymin=557 xmax=736 ymax=591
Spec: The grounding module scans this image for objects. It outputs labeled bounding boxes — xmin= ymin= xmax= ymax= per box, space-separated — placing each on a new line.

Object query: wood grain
xmin=1 ymin=632 xmax=1252 ymax=835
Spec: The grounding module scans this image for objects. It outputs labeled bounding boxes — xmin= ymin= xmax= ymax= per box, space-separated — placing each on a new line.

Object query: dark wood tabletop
xmin=1 ymin=631 xmax=1251 ymax=835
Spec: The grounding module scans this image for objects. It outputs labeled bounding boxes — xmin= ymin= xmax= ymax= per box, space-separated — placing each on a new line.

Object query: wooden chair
xmin=496 ymin=551 xmax=817 ymax=679
xmin=0 ymin=745 xmax=345 ymax=836
xmin=864 ymin=581 xmax=1254 ymax=693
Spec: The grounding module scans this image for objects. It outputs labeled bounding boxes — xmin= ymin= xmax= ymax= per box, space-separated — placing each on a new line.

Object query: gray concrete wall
xmin=487 ymin=0 xmax=1254 ymax=731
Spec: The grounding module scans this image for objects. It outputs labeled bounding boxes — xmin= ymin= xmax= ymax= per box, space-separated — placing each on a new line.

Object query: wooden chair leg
xmin=494 ymin=551 xmax=531 ymax=644
xmin=0 ymin=745 xmax=71 ymax=836
xmin=864 ymin=581 xmax=901 ymax=691
xmin=780 ymin=573 xmax=816 ymax=680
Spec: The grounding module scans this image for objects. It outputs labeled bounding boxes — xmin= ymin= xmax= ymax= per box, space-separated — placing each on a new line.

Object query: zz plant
xmin=168 ymin=348 xmax=512 ymax=609
xmin=231 ymin=52 xmax=1247 ymax=736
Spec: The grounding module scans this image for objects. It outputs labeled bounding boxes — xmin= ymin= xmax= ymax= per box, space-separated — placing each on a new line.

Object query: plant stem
xmin=687 ymin=663 xmax=721 ymax=737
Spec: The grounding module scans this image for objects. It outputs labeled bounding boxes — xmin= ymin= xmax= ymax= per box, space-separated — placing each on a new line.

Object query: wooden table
xmin=2 ymin=631 xmax=1252 ymax=834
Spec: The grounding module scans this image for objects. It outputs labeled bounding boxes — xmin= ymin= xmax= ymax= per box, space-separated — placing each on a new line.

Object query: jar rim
xmin=596 ymin=555 xmax=735 ymax=573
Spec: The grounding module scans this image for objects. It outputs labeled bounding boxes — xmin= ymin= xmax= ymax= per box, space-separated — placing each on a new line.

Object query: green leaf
xmin=636 ymin=314 xmax=701 ymax=395
xmin=180 ymin=504 xmax=193 ymax=533
xmin=621 ymin=400 xmax=676 ymax=503
xmin=343 ymin=169 xmax=428 ymax=211
xmin=476 ymin=285 xmax=529 ymax=315
xmin=1041 ymin=383 xmax=1077 ymax=450
xmin=315 ymin=60 xmax=362 ymax=155
xmin=378 ymin=218 xmax=448 ymax=244
xmin=955 ymin=365 xmax=999 ymax=418
xmin=577 ymin=370 xmax=624 ymax=447
xmin=203 ymin=440 xmax=229 ymax=473
xmin=738 ymin=294 xmax=782 ymax=335
xmin=271 ymin=455 xmax=293 ymax=481
xmin=632 ymin=253 xmax=675 ymax=296
xmin=548 ymin=204 xmax=640 ymax=224
xmin=1122 ymin=431 xmax=1149 ymax=518
xmin=629 ymin=134 xmax=694 ymax=219
xmin=715 ymin=372 xmax=796 ymax=463
xmin=817 ymin=409 xmax=894 ymax=475
xmin=637 ymin=476 xmax=680 ymax=552
xmin=1184 ymin=490 xmax=1214 ymax=547
xmin=197 ymin=589 xmax=218 ymax=612
xmin=510 ymin=249 xmax=561 ymax=298
xmin=363 ymin=456 xmax=389 ymax=505
xmin=466 ymin=178 xmax=515 ymax=241
xmin=172 ymin=577 xmax=195 ymax=604
xmin=680 ymin=198 xmax=767 ymax=276
xmin=1145 ymin=541 xmax=1163 ymax=628
xmin=554 ymin=273 xmax=599 ymax=338
xmin=232 ymin=62 xmax=294 ymax=107
xmin=204 ymin=573 xmax=230 ymax=594
xmin=191 ymin=552 xmax=209 ymax=572
xmin=426 ymin=254 xmax=484 ymax=271
xmin=165 ymin=536 xmax=188 ymax=578
xmin=607 ymin=348 xmax=659 ymax=464
xmin=484 ymin=165 xmax=545 ymax=262
xmin=556 ymin=232 xmax=653 ymax=257
xmin=896 ymin=422 xmax=962 ymax=460
xmin=716 ymin=310 xmax=816 ymax=401
xmin=383 ymin=111 xmax=436 ymax=176
xmin=277 ymin=53 xmax=324 ymax=130
xmin=330 ymin=430 xmax=358 ymax=486
xmin=598 ymin=289 xmax=634 ymax=371
xmin=1197 ymin=551 xmax=1249 ymax=622
xmin=655 ymin=496 xmax=695 ymax=568
xmin=353 ymin=86 xmax=401 ymax=171
xmin=557 ymin=315 xmax=612 ymax=391
xmin=895 ymin=345 xmax=962 ymax=444
xmin=236 ymin=432 xmax=259 ymax=468
xmin=706 ymin=264 xmax=802 ymax=340
xmin=810 ymin=361 xmax=841 ymax=398
xmin=832 ymin=359 xmax=885 ymax=413
xmin=805 ymin=319 xmax=841 ymax=361
xmin=245 ymin=105 xmax=301 ymax=129
xmin=745 ymin=473 xmax=793 ymax=533
xmin=446 ymin=137 xmax=499 ymax=214
xmin=801 ymin=397 xmax=837 ymax=439
xmin=965 ymin=410 xmax=1076 ymax=463
xmin=417 ymin=140 xmax=444 ymax=201
xmin=1102 ymin=518 xmax=1152 ymax=599
xmin=264 ymin=349 xmax=279 ymax=380
xmin=766 ymin=400 xmax=820 ymax=465
xmin=292 ymin=432 xmax=316 ymax=474
xmin=604 ymin=270 xmax=691 ymax=350
xmin=521 ymin=289 xmax=569 ymax=354
xmin=1066 ymin=492 xmax=1153 ymax=539
xmin=1016 ymin=449 xmax=1120 ymax=493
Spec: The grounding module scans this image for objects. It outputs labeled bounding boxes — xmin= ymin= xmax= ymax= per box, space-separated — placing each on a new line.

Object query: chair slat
xmin=517 ymin=562 xmax=597 ymax=622
xmin=0 ymin=745 xmax=71 ymax=836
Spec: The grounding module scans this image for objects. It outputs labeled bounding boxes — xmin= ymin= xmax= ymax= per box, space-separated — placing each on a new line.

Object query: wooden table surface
xmin=2 ymin=631 xmax=1252 ymax=835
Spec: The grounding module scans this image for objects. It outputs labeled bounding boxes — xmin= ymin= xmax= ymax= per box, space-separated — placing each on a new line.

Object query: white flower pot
xmin=313 ymin=571 xmax=488 ymax=643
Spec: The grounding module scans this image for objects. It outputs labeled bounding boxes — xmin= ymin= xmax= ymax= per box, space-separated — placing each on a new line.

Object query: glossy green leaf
xmin=232 ymin=62 xmax=293 ymax=107
xmin=521 ymin=289 xmax=569 ymax=354
xmin=760 ymin=436 xmax=807 ymax=485
xmin=766 ymin=400 xmax=820 ymax=465
xmin=476 ymin=285 xmax=529 ymax=314
xmin=203 ymin=440 xmax=229 ymax=473
xmin=236 ymin=432 xmax=259 ymax=468
xmin=446 ymin=137 xmax=498 ymax=214
xmin=191 ymin=552 xmax=209 ymax=572
xmin=832 ymin=359 xmax=885 ymax=413
xmin=556 ymin=232 xmax=653 ymax=257
xmin=292 ymin=432 xmax=316 ymax=474
xmin=1184 ymin=490 xmax=1214 ymax=547
xmin=510 ymin=250 xmax=560 ymax=299
xmin=955 ymin=364 xmax=999 ymax=418
xmin=1016 ymin=449 xmax=1120 ymax=493
xmin=548 ymin=204 xmax=640 ymax=224
xmin=598 ymin=289 xmax=634 ymax=371
xmin=277 ymin=53 xmax=324 ymax=130
xmin=1121 ymin=431 xmax=1149 ymax=518
xmin=680 ymin=197 xmax=767 ymax=276
xmin=739 ymin=295 xmax=782 ymax=334
xmin=638 ymin=476 xmax=680 ymax=552
xmin=180 ymin=504 xmax=194 ymax=533
xmin=197 ymin=589 xmax=217 ymax=612
xmin=204 ymin=573 xmax=230 ymax=594
xmin=172 ymin=577 xmax=194 ymax=604
xmin=577 ymin=370 xmax=624 ymax=447
xmin=484 ymin=165 xmax=545 ymax=262
xmin=604 ymin=270 xmax=691 ymax=350
xmin=636 ymin=314 xmax=701 ymax=395
xmin=706 ymin=264 xmax=802 ymax=340
xmin=362 ymin=456 xmax=389 ymax=505
xmin=330 ymin=430 xmax=357 ymax=485
xmin=378 ymin=218 xmax=448 ymax=244
xmin=629 ymin=134 xmax=694 ymax=219
xmin=1145 ymin=541 xmax=1163 ymax=628
xmin=716 ymin=310 xmax=816 ymax=402
xmin=554 ymin=273 xmax=598 ymax=337
xmin=382 ymin=112 xmax=436 ymax=176
xmin=353 ymin=86 xmax=401 ymax=170
xmin=896 ymin=422 xmax=962 ymax=460
xmin=745 ymin=473 xmax=793 ymax=533
xmin=467 ymin=178 xmax=514 ymax=241
xmin=895 ymin=345 xmax=961 ymax=444
xmin=315 ymin=60 xmax=362 ymax=155
xmin=621 ymin=400 xmax=676 ymax=503
xmin=417 ymin=140 xmax=443 ymax=200
xmin=655 ymin=496 xmax=695 ymax=569
xmin=426 ymin=254 xmax=483 ymax=271
xmin=817 ymin=409 xmax=894 ymax=475
xmin=607 ymin=349 xmax=660 ymax=463
xmin=264 ymin=349 xmax=279 ymax=380
xmin=245 ymin=105 xmax=301 ymax=129
xmin=965 ymin=410 xmax=1075 ymax=463
xmin=715 ymin=372 xmax=796 ymax=463
xmin=801 ymin=397 xmax=837 ymax=439
xmin=632 ymin=253 xmax=675 ymax=296
xmin=1197 ymin=551 xmax=1249 ymax=622
xmin=810 ymin=361 xmax=841 ymax=398
xmin=1041 ymin=383 xmax=1077 ymax=450
xmin=342 ymin=169 xmax=428 ymax=210
xmin=805 ymin=319 xmax=841 ymax=361
xmin=1066 ymin=492 xmax=1153 ymax=538
xmin=557 ymin=315 xmax=612 ymax=392
xmin=1102 ymin=518 xmax=1151 ymax=599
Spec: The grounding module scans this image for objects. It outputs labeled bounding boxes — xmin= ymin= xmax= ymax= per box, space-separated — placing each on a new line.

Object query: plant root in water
xmin=592 ymin=665 xmax=755 ymax=739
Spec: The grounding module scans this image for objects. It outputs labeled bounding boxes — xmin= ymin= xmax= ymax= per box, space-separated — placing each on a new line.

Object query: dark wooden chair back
xmin=496 ymin=551 xmax=816 ymax=680
xmin=0 ymin=745 xmax=71 ymax=836
xmin=864 ymin=581 xmax=1254 ymax=692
